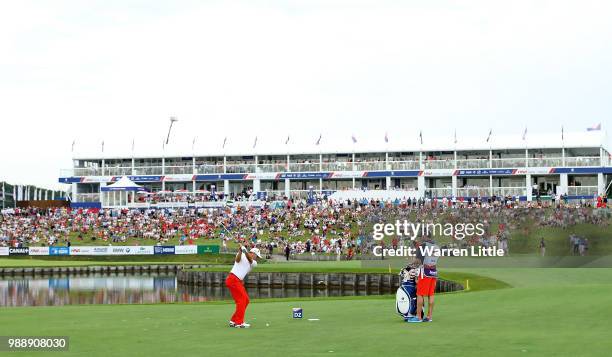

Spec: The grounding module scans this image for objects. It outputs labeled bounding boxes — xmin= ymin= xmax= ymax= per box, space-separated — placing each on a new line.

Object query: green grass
xmin=1 ymin=268 xmax=611 ymax=356
xmin=510 ymin=223 xmax=612 ymax=255
xmin=1 ymin=266 xmax=610 ymax=356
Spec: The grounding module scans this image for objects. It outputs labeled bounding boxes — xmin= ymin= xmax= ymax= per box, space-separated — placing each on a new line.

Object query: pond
xmin=0 ymin=272 xmax=394 ymax=307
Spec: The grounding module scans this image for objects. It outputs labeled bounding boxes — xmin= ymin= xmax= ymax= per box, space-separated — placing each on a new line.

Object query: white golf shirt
xmin=230 ymin=253 xmax=257 ymax=280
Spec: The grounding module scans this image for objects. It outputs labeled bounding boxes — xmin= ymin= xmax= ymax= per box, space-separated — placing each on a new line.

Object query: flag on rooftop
xmin=587 ymin=123 xmax=601 ymax=131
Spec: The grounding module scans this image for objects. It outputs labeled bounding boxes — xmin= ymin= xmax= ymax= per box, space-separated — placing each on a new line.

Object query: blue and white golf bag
xmin=396 ymin=267 xmax=422 ymax=319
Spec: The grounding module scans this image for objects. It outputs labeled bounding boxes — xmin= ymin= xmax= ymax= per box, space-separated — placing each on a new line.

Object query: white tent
xmin=101 ymin=176 xmax=145 ymax=207
xmin=101 ymin=176 xmax=145 ymax=192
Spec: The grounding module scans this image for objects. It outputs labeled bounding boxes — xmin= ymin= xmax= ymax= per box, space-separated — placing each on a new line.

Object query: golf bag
xmin=396 ymin=266 xmax=424 ymax=319
xmin=396 ymin=281 xmax=421 ymax=319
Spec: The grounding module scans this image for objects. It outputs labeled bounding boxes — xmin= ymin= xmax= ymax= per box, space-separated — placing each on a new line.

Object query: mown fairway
xmin=1 ymin=268 xmax=611 ymax=356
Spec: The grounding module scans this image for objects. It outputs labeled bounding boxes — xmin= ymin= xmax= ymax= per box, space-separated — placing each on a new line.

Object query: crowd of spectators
xmin=1 ymin=194 xmax=609 ymax=259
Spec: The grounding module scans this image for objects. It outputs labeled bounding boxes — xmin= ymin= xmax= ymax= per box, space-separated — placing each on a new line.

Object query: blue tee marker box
xmin=292 ymin=308 xmax=303 ymax=318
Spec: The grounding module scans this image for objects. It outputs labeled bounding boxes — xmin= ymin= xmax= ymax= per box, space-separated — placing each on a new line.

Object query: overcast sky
xmin=1 ymin=0 xmax=611 ymax=189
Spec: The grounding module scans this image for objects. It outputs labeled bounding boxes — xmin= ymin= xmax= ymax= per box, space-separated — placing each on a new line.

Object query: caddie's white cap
xmin=250 ymin=248 xmax=262 ymax=259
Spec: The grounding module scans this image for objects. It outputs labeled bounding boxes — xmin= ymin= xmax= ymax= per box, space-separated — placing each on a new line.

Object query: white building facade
xmin=59 ymin=131 xmax=611 ymax=208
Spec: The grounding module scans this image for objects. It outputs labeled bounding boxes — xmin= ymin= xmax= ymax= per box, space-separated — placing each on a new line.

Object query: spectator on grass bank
xmin=539 ymin=237 xmax=545 ymax=256
xmin=0 ymin=201 xmax=608 ymax=259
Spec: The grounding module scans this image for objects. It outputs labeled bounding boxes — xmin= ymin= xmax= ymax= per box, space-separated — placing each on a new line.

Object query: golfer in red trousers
xmin=226 ymin=245 xmax=261 ymax=328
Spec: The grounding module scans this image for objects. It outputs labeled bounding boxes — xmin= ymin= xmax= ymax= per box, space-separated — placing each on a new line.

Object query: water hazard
xmin=0 ymin=272 xmax=394 ymax=307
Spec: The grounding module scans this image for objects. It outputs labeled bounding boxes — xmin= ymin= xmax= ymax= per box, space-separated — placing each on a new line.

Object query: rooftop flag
xmin=285 ymin=135 xmax=290 ymax=145
xmin=522 ymin=127 xmax=527 ymax=141
xmin=253 ymin=136 xmax=258 ymax=148
xmin=384 ymin=132 xmax=389 ymax=143
xmin=419 ymin=130 xmax=423 ymax=145
xmin=486 ymin=129 xmax=492 ymax=143
xmin=351 ymin=134 xmax=357 ymax=144
xmin=316 ymin=134 xmax=322 ymax=145
xmin=222 ymin=137 xmax=227 ymax=148
xmin=587 ymin=123 xmax=601 ymax=131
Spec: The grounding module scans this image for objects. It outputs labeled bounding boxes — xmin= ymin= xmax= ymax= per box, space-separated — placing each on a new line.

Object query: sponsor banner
xmin=174 ymin=245 xmax=198 ymax=255
xmin=107 ymin=246 xmax=155 ymax=255
xmin=9 ymin=247 xmax=29 ymax=255
xmin=514 ymin=168 xmax=553 ymax=175
xmin=550 ymin=167 xmax=610 ymax=174
xmin=154 ymin=246 xmax=175 ymax=255
xmin=49 ymin=246 xmax=70 ymax=256
xmin=421 ymin=169 xmax=454 ymax=177
xmin=29 ymin=246 xmax=50 ymax=256
xmin=90 ymin=246 xmax=111 ymax=255
xmin=70 ymin=246 xmax=96 ymax=255
xmin=195 ymin=174 xmax=248 ymax=181
xmin=278 ymin=172 xmax=332 ymax=179
xmin=454 ymin=169 xmax=517 ymax=176
xmin=364 ymin=170 xmax=420 ymax=178
xmin=58 ymin=177 xmax=83 ymax=183
xmin=125 ymin=176 xmax=164 ymax=182
xmin=0 ymin=247 xmax=9 ymax=256
xmin=328 ymin=171 xmax=365 ymax=179
xmin=197 ymin=245 xmax=220 ymax=254
xmin=163 ymin=174 xmax=194 ymax=182
xmin=245 ymin=172 xmax=279 ymax=180
xmin=82 ymin=176 xmax=113 ymax=183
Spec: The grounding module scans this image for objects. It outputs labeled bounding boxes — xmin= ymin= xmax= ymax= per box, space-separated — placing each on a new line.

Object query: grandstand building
xmin=59 ymin=131 xmax=612 ymax=208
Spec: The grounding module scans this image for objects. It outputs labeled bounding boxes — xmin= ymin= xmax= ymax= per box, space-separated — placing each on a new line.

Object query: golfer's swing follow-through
xmin=226 ymin=245 xmax=262 ymax=328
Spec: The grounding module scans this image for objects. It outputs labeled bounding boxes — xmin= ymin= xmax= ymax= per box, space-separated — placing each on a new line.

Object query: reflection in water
xmin=0 ymin=273 xmax=393 ymax=307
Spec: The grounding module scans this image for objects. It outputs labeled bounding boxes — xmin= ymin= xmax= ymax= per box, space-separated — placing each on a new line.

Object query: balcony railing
xmin=257 ymin=163 xmax=288 ymax=173
xmin=322 ymin=162 xmax=353 ymax=171
xmin=492 ymin=187 xmax=526 ymax=197
xmin=564 ymin=157 xmax=600 ymax=167
xmin=527 ymin=157 xmax=562 ymax=167
xmin=72 ymin=168 xmax=103 ymax=176
xmin=164 ymin=166 xmax=194 ymax=175
xmin=456 ymin=159 xmax=490 ymax=169
xmin=73 ymin=193 xmax=101 ymax=202
xmin=427 ymin=188 xmax=453 ymax=197
xmin=105 ymin=167 xmax=133 ymax=176
xmin=133 ymin=166 xmax=163 ymax=175
xmin=567 ymin=186 xmax=598 ymax=196
xmin=457 ymin=187 xmax=490 ymax=197
xmin=196 ymin=165 xmax=224 ymax=174
xmin=354 ymin=161 xmax=386 ymax=171
xmin=289 ymin=163 xmax=321 ymax=172
xmin=388 ymin=161 xmax=419 ymax=170
xmin=225 ymin=164 xmax=256 ymax=174
xmin=261 ymin=190 xmax=287 ymax=198
xmin=423 ymin=159 xmax=454 ymax=170
xmin=491 ymin=158 xmax=526 ymax=168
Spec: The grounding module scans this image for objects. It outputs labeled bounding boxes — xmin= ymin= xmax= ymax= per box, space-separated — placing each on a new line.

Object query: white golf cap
xmin=250 ymin=248 xmax=262 ymax=259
